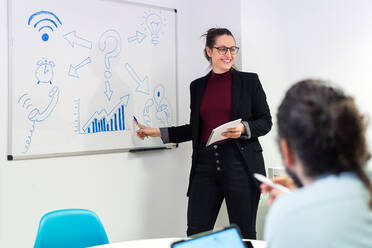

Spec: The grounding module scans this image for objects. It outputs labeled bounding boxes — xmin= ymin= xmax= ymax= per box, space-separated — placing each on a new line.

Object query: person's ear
xmin=206 ymin=47 xmax=212 ymax=58
xmin=280 ymin=138 xmax=295 ymax=168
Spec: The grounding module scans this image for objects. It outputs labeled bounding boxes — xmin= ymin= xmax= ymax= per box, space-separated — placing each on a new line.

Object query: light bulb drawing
xmin=146 ymin=13 xmax=162 ymax=45
xmin=141 ymin=10 xmax=167 ymax=45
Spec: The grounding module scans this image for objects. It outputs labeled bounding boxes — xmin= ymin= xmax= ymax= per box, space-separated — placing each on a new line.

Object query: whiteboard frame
xmin=7 ymin=0 xmax=13 ymax=161
xmin=7 ymin=144 xmax=177 ymax=161
xmin=7 ymin=0 xmax=179 ymax=160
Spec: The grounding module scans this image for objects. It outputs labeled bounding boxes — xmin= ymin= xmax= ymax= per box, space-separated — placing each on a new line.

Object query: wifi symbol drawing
xmin=27 ymin=11 xmax=62 ymax=42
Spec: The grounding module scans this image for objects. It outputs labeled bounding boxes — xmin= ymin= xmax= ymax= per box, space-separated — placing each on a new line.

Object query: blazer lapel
xmin=193 ymin=72 xmax=210 ymax=141
xmin=231 ymin=69 xmax=242 ymax=120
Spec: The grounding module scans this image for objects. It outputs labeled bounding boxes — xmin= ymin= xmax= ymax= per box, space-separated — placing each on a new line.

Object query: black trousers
xmin=187 ymin=142 xmax=260 ymax=239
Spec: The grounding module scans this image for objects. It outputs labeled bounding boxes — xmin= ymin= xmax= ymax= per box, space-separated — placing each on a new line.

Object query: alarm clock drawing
xmin=35 ymin=58 xmax=55 ymax=84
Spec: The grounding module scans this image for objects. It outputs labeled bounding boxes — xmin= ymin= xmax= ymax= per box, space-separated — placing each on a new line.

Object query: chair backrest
xmin=34 ymin=209 xmax=109 ymax=248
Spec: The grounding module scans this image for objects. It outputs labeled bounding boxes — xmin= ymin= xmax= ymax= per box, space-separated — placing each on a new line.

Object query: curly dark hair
xmin=277 ymin=79 xmax=372 ymax=208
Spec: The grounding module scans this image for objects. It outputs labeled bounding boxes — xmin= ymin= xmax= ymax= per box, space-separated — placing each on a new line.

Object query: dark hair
xmin=277 ymin=79 xmax=372 ymax=208
xmin=201 ymin=28 xmax=234 ymax=62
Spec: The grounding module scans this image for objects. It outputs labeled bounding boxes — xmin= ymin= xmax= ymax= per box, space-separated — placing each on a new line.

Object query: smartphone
xmin=254 ymin=173 xmax=291 ymax=193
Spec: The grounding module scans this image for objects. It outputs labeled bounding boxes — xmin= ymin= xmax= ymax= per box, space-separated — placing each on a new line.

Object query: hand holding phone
xmin=254 ymin=173 xmax=291 ymax=193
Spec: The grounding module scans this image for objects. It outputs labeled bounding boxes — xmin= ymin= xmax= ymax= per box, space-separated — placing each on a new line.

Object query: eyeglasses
xmin=213 ymin=46 xmax=239 ymax=55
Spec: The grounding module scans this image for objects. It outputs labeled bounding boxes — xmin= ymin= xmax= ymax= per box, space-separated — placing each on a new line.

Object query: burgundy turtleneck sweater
xmin=200 ymin=70 xmax=232 ymax=143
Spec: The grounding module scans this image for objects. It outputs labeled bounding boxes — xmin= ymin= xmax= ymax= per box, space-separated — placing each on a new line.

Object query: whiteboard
xmin=8 ymin=0 xmax=178 ymax=160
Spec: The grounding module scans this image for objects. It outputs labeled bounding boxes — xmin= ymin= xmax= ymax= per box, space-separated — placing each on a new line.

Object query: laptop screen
xmin=171 ymin=226 xmax=247 ymax=248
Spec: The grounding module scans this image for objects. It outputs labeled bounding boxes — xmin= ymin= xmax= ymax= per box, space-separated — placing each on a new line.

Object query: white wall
xmin=242 ymin=0 xmax=372 ymax=172
xmin=241 ymin=0 xmax=372 ymax=239
xmin=0 ymin=0 xmax=241 ymax=247
xmin=7 ymin=1 xmax=372 ymax=246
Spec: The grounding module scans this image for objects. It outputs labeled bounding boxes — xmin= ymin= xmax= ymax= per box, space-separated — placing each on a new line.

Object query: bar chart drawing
xmin=74 ymin=94 xmax=130 ymax=134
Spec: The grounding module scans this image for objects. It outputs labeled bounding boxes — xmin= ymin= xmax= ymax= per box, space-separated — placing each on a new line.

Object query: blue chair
xmin=34 ymin=209 xmax=109 ymax=248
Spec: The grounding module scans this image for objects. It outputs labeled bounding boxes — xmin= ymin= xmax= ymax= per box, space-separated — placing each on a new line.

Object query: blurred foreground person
xmin=262 ymin=79 xmax=372 ymax=248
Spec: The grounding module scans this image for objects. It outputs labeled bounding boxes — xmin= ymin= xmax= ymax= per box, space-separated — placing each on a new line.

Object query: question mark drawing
xmin=99 ymin=29 xmax=122 ymax=101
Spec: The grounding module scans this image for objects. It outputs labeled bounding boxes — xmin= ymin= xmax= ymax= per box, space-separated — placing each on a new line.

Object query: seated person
xmin=261 ymin=79 xmax=372 ymax=248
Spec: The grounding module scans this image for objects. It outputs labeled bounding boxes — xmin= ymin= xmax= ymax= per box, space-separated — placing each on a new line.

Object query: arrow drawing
xmin=128 ymin=31 xmax=147 ymax=44
xmin=124 ymin=63 xmax=149 ymax=95
xmin=104 ymin=81 xmax=113 ymax=101
xmin=68 ymin=57 xmax=91 ymax=78
xmin=64 ymin=31 xmax=92 ymax=49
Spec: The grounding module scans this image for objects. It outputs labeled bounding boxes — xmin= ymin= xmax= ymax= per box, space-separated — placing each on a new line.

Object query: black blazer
xmin=168 ymin=69 xmax=272 ymax=195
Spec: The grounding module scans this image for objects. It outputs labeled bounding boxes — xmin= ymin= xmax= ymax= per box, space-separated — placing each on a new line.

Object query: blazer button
xmin=241 ymin=147 xmax=244 ymax=151
xmin=213 ymin=145 xmax=218 ymax=149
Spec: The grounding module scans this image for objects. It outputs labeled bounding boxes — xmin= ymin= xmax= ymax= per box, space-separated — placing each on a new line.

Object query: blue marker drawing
xmin=77 ymin=94 xmax=130 ymax=134
xmin=145 ymin=13 xmax=162 ymax=45
xmin=128 ymin=31 xmax=147 ymax=44
xmin=140 ymin=10 xmax=167 ymax=45
xmin=153 ymin=84 xmax=172 ymax=126
xmin=68 ymin=57 xmax=91 ymax=78
xmin=39 ymin=26 xmax=53 ymax=33
xmin=28 ymin=86 xmax=60 ymax=122
xmin=18 ymin=93 xmax=33 ymax=110
xmin=124 ymin=63 xmax=149 ymax=95
xmin=99 ymin=29 xmax=122 ymax=100
xmin=18 ymin=86 xmax=60 ymax=153
xmin=104 ymin=81 xmax=113 ymax=101
xmin=64 ymin=31 xmax=92 ymax=49
xmin=22 ymin=120 xmax=36 ymax=154
xmin=18 ymin=86 xmax=60 ymax=123
xmin=27 ymin=10 xmax=62 ymax=42
xmin=35 ymin=58 xmax=55 ymax=84
xmin=73 ymin=99 xmax=81 ymax=134
xmin=99 ymin=29 xmax=121 ymax=78
xmin=143 ymin=98 xmax=154 ymax=126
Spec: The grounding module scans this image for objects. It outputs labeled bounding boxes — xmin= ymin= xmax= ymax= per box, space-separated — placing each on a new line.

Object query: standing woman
xmin=136 ymin=28 xmax=272 ymax=239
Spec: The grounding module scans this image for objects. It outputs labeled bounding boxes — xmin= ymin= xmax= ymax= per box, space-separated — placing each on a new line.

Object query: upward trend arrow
xmin=120 ymin=94 xmax=130 ymax=107
xmin=68 ymin=57 xmax=91 ymax=78
xmin=81 ymin=94 xmax=130 ymax=132
xmin=124 ymin=63 xmax=149 ymax=95
xmin=64 ymin=31 xmax=92 ymax=49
